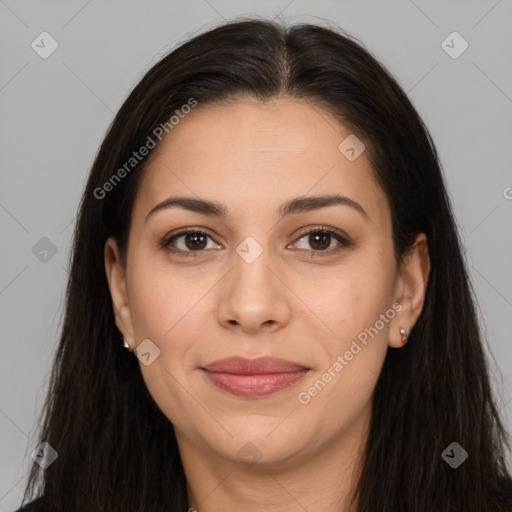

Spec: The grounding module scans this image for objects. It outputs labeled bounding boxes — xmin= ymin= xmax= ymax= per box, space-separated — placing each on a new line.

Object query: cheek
xmin=300 ymin=255 xmax=395 ymax=400
xmin=125 ymin=254 xmax=204 ymax=352
xmin=125 ymin=260 xmax=212 ymax=424
xmin=299 ymin=283 xmax=391 ymax=422
xmin=306 ymin=254 xmax=396 ymax=338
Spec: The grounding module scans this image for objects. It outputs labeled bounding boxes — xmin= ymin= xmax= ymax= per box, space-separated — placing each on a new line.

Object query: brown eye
xmin=307 ymin=231 xmax=332 ymax=251
xmin=291 ymin=227 xmax=351 ymax=255
xmin=161 ymin=229 xmax=221 ymax=257
xmin=182 ymin=232 xmax=208 ymax=251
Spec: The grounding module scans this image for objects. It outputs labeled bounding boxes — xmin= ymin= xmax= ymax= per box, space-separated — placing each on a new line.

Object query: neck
xmin=177 ymin=402 xmax=371 ymax=512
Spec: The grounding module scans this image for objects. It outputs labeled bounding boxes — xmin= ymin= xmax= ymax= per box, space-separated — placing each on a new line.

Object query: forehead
xmin=134 ymin=97 xmax=389 ymax=226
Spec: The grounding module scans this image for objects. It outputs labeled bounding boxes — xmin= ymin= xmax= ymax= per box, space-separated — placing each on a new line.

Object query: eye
xmin=161 ymin=226 xmax=351 ymax=258
xmin=161 ymin=229 xmax=221 ymax=257
xmin=289 ymin=226 xmax=351 ymax=257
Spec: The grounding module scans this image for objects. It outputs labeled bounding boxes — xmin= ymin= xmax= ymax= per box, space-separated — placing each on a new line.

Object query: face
xmin=105 ymin=97 xmax=429 ymax=470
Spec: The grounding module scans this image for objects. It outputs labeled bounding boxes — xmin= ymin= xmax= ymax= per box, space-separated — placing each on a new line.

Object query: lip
xmin=202 ymin=356 xmax=309 ymax=374
xmin=201 ymin=357 xmax=310 ymax=398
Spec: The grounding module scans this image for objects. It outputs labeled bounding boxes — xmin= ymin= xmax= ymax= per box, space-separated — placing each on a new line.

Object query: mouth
xmin=201 ymin=356 xmax=310 ymax=398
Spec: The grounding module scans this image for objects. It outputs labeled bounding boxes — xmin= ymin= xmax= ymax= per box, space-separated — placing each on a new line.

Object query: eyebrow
xmin=144 ymin=194 xmax=369 ymax=224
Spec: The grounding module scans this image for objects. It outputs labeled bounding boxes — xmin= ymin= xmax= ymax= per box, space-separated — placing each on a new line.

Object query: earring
xmin=399 ymin=327 xmax=409 ymax=345
xmin=121 ymin=334 xmax=131 ymax=351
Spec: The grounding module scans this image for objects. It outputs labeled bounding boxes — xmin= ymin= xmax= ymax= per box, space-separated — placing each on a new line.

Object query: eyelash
xmin=160 ymin=226 xmax=352 ymax=259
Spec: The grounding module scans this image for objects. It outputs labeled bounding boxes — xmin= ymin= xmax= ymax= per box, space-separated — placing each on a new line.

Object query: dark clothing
xmin=14 ymin=496 xmax=47 ymax=512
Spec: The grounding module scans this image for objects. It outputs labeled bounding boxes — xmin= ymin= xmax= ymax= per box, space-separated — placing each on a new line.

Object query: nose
xmin=216 ymin=244 xmax=292 ymax=334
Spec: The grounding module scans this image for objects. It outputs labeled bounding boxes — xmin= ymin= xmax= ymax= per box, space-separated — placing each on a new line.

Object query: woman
xmin=17 ymin=17 xmax=512 ymax=512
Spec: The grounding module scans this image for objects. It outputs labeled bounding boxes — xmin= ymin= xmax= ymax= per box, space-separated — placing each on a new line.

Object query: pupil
xmin=310 ymin=233 xmax=330 ymax=250
xmin=186 ymin=233 xmax=207 ymax=250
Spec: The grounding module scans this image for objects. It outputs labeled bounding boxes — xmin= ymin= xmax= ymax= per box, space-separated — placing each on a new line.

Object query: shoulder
xmin=14 ymin=496 xmax=47 ymax=512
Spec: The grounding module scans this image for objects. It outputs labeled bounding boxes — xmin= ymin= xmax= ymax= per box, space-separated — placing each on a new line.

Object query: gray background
xmin=1 ymin=1 xmax=511 ymax=510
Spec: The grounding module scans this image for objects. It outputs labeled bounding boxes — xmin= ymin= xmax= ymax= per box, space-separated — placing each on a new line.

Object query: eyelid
xmin=293 ymin=225 xmax=350 ymax=242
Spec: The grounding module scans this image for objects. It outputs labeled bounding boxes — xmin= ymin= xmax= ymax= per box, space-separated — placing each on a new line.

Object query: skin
xmin=104 ymin=97 xmax=430 ymax=511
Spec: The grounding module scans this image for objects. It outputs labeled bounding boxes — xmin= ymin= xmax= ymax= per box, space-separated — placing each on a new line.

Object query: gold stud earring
xmin=399 ymin=327 xmax=409 ymax=345
xmin=121 ymin=335 xmax=131 ymax=351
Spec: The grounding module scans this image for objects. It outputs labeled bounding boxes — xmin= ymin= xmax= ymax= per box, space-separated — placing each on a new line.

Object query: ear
xmin=388 ymin=233 xmax=430 ymax=348
xmin=104 ymin=237 xmax=135 ymax=347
